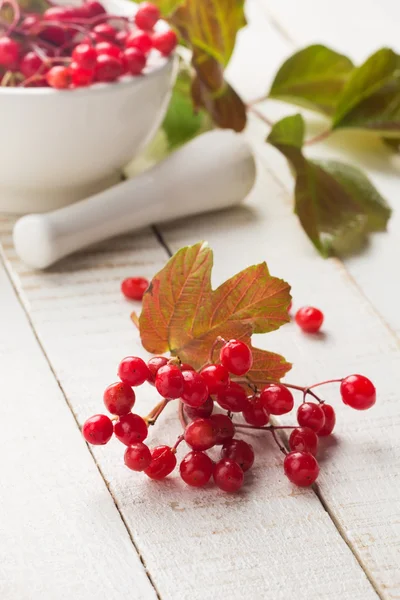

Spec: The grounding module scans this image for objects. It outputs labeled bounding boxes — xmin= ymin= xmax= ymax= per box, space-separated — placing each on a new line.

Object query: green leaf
xmin=333 ymin=48 xmax=400 ymax=135
xmin=139 ymin=242 xmax=291 ymax=376
xmin=162 ymin=69 xmax=211 ymax=150
xmin=267 ymin=114 xmax=391 ymax=256
xmin=269 ymin=45 xmax=354 ymax=116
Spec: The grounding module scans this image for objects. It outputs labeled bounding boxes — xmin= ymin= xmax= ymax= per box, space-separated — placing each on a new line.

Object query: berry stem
xmin=234 ymin=423 xmax=297 ymax=431
xmin=305 ymin=129 xmax=332 ymax=146
xmin=145 ymin=398 xmax=170 ymax=426
xmin=178 ymin=400 xmax=187 ymax=429
xmin=130 ymin=311 xmax=140 ymax=330
xmin=207 ymin=335 xmax=227 ymax=364
xmin=307 ymin=378 xmax=343 ymax=389
xmin=247 ymin=104 xmax=274 ymax=127
xmin=172 ymin=434 xmax=184 ymax=452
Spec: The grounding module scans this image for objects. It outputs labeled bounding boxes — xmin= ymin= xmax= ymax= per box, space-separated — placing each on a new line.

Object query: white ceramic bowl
xmin=0 ymin=0 xmax=176 ymax=213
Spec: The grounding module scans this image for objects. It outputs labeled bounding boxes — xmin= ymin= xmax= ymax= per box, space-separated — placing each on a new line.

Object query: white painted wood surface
xmin=1 ymin=1 xmax=400 ymax=599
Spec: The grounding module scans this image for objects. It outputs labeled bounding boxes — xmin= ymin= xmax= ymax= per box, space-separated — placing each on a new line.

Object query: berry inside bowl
xmin=0 ymin=0 xmax=177 ymax=213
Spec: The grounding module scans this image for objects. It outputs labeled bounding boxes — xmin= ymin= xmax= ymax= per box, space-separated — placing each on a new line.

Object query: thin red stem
xmin=172 ymin=434 xmax=184 ymax=452
xmin=178 ymin=400 xmax=187 ymax=429
xmin=308 ymin=378 xmax=343 ymax=389
xmin=305 ymin=129 xmax=331 ymax=146
xmin=247 ymin=104 xmax=274 ymax=127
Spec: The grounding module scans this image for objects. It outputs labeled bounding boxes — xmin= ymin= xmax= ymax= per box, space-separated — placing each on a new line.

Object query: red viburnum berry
xmin=318 ymin=404 xmax=336 ymax=436
xmin=184 ymin=418 xmax=217 ymax=451
xmin=260 ymin=383 xmax=294 ymax=415
xmin=213 ymin=459 xmax=244 ymax=492
xmin=118 ymin=356 xmax=150 ymax=386
xmin=180 ymin=451 xmax=213 ymax=487
xmin=114 ymin=413 xmax=148 ymax=445
xmin=210 ymin=414 xmax=235 ymax=445
xmin=124 ymin=442 xmax=151 ymax=471
xmin=295 ymin=306 xmax=324 ymax=333
xmin=200 ymin=364 xmax=230 ymax=395
xmin=220 ymin=339 xmax=253 ymax=376
xmin=221 ymin=439 xmax=254 ymax=472
xmin=155 ymin=364 xmax=184 ymax=399
xmin=297 ymin=402 xmax=325 ymax=433
xmin=289 ymin=427 xmax=318 ymax=456
xmin=82 ymin=414 xmax=113 ymax=445
xmin=152 ymin=29 xmax=177 ymax=56
xmin=284 ymin=451 xmax=319 ymax=487
xmin=340 ymin=374 xmax=376 ymax=410
xmin=103 ymin=381 xmax=135 ymax=415
xmin=134 ymin=2 xmax=160 ymax=30
xmin=145 ymin=445 xmax=176 ymax=480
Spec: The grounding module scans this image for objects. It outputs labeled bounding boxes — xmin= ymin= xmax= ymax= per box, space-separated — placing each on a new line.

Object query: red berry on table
xmin=114 ymin=413 xmax=148 ymax=445
xmin=284 ymin=451 xmax=319 ymax=487
xmin=318 ymin=404 xmax=336 ymax=436
xmin=95 ymin=42 xmax=122 ymax=59
xmin=92 ymin=23 xmax=117 ymax=43
xmin=295 ymin=306 xmax=324 ymax=333
xmin=217 ymin=381 xmax=250 ymax=412
xmin=155 ymin=364 xmax=184 ymax=399
xmin=124 ymin=442 xmax=152 ymax=471
xmin=180 ymin=451 xmax=213 ymax=487
xmin=184 ymin=396 xmax=214 ymax=420
xmin=19 ymin=52 xmax=44 ymax=78
xmin=220 ymin=339 xmax=253 ymax=376
xmin=147 ymin=356 xmax=168 ymax=384
xmin=152 ymin=29 xmax=178 ymax=56
xmin=289 ymin=427 xmax=318 ymax=456
xmin=200 ymin=364 xmax=230 ymax=395
xmin=125 ymin=30 xmax=153 ymax=54
xmin=184 ymin=418 xmax=217 ymax=451
xmin=82 ymin=414 xmax=113 ymax=445
xmin=260 ymin=383 xmax=294 ymax=415
xmin=95 ymin=54 xmax=123 ymax=82
xmin=297 ymin=402 xmax=325 ymax=433
xmin=144 ymin=445 xmax=176 ymax=480
xmin=123 ymin=47 xmax=146 ymax=75
xmin=135 ymin=2 xmax=161 ymax=30
xmin=221 ymin=439 xmax=254 ymax=472
xmin=214 ymin=459 xmax=244 ymax=492
xmin=340 ymin=374 xmax=376 ymax=410
xmin=181 ymin=370 xmax=208 ymax=408
xmin=118 ymin=356 xmax=150 ymax=386
xmin=0 ymin=37 xmax=20 ymax=69
xmin=121 ymin=276 xmax=149 ymax=300
xmin=242 ymin=397 xmax=270 ymax=427
xmin=69 ymin=62 xmax=94 ymax=87
xmin=210 ymin=413 xmax=235 ymax=444
xmin=72 ymin=43 xmax=97 ymax=69
xmin=46 ymin=66 xmax=71 ymax=89
xmin=103 ymin=381 xmax=135 ymax=415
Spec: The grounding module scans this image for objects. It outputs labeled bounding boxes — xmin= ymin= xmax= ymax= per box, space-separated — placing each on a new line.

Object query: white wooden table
xmin=1 ymin=1 xmax=399 ymax=598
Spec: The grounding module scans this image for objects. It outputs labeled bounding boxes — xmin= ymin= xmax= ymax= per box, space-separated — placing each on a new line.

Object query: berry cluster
xmin=82 ymin=338 xmax=376 ymax=493
xmin=0 ymin=1 xmax=177 ymax=89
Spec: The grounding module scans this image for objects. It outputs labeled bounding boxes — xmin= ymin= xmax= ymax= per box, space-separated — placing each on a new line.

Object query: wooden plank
xmin=0 ymin=218 xmax=378 ymax=600
xmin=0 ymin=254 xmax=158 ymax=600
xmin=249 ymin=0 xmax=400 ymax=337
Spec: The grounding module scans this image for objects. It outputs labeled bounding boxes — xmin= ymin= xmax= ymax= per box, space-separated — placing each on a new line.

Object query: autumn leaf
xmin=247 ymin=346 xmax=292 ymax=384
xmin=139 ymin=243 xmax=291 ymax=378
xmin=269 ymin=45 xmax=354 ymax=116
xmin=267 ymin=114 xmax=391 ymax=256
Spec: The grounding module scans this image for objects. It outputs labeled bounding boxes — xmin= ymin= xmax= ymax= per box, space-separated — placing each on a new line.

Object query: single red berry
xmin=44 ymin=6 xmax=78 ymax=20
xmin=295 ymin=306 xmax=324 ymax=333
xmin=86 ymin=0 xmax=107 ymax=17
xmin=135 ymin=2 xmax=160 ymax=30
xmin=242 ymin=397 xmax=270 ymax=427
xmin=210 ymin=413 xmax=235 ymax=445
xmin=115 ymin=30 xmax=128 ymax=46
xmin=217 ymin=382 xmax=250 ymax=413
xmin=121 ymin=276 xmax=149 ymax=300
xmin=72 ymin=43 xmax=97 ymax=69
xmin=123 ymin=47 xmax=146 ymax=75
xmin=114 ymin=413 xmax=148 ymax=445
xmin=221 ymin=439 xmax=254 ymax=472
xmin=124 ymin=442 xmax=152 ymax=471
xmin=200 ymin=364 xmax=229 ymax=395
xmin=180 ymin=451 xmax=213 ymax=487
xmin=184 ymin=418 xmax=217 ymax=451
xmin=46 ymin=66 xmax=71 ymax=89
xmin=95 ymin=54 xmax=123 ymax=82
xmin=214 ymin=459 xmax=244 ymax=492
xmin=181 ymin=370 xmax=208 ymax=408
xmin=118 ymin=356 xmax=150 ymax=386
xmin=184 ymin=396 xmax=214 ymax=420
xmin=155 ymin=364 xmax=184 ymax=399
xmin=180 ymin=363 xmax=195 ymax=372
xmin=103 ymin=381 xmax=135 ymax=415
xmin=95 ymin=42 xmax=122 ymax=59
xmin=125 ymin=30 xmax=152 ymax=54
xmin=82 ymin=414 xmax=113 ymax=445
xmin=260 ymin=383 xmax=294 ymax=415
xmin=147 ymin=356 xmax=168 ymax=384
xmin=152 ymin=29 xmax=177 ymax=56
xmin=92 ymin=23 xmax=117 ymax=42
xmin=284 ymin=451 xmax=319 ymax=487
xmin=297 ymin=402 xmax=325 ymax=433
xmin=318 ymin=404 xmax=336 ymax=436
xmin=39 ymin=24 xmax=67 ymax=46
xmin=220 ymin=339 xmax=253 ymax=376
xmin=69 ymin=62 xmax=94 ymax=87
xmin=19 ymin=52 xmax=44 ymax=78
xmin=144 ymin=445 xmax=176 ymax=480
xmin=340 ymin=374 xmax=376 ymax=410
xmin=0 ymin=37 xmax=20 ymax=69
xmin=289 ymin=427 xmax=318 ymax=456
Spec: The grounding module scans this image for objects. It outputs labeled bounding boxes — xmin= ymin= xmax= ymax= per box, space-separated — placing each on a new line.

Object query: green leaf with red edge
xmin=139 ymin=242 xmax=291 ymax=377
xmin=247 ymin=346 xmax=292 ymax=383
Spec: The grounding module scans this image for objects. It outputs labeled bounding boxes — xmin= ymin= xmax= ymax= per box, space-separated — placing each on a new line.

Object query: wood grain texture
xmin=0 ymin=218 xmax=378 ymax=600
xmin=0 ymin=255 xmax=158 ymax=600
